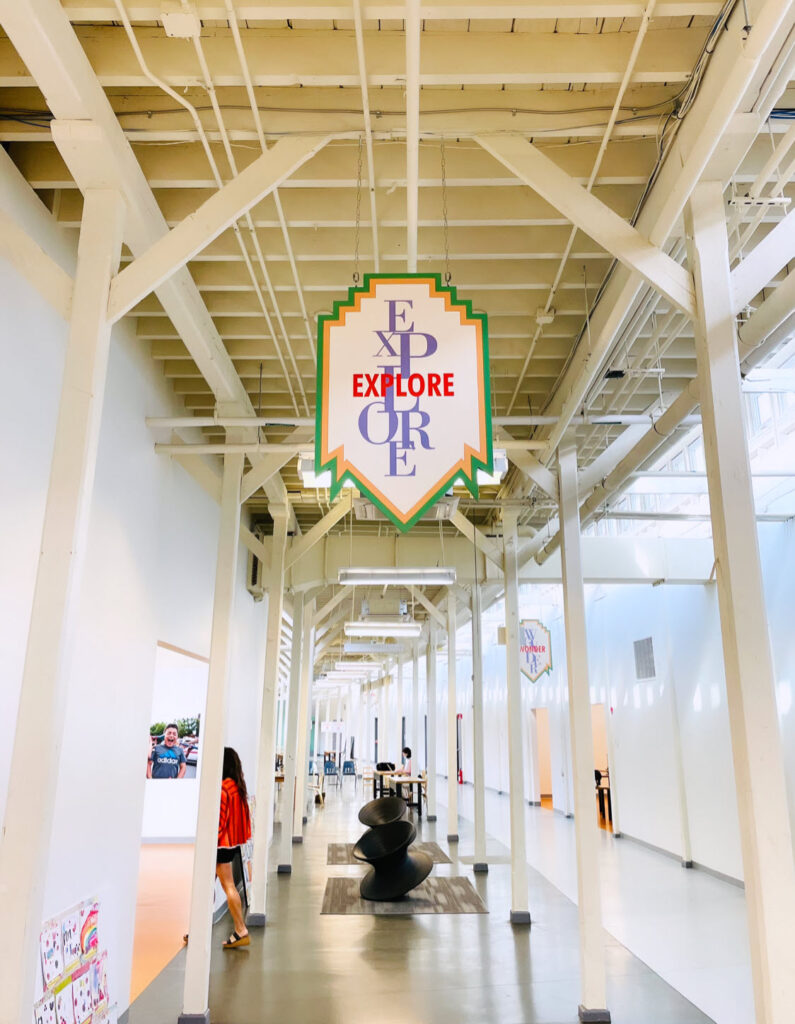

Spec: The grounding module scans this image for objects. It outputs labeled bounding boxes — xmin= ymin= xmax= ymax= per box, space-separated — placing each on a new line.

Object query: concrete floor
xmin=127 ymin=784 xmax=713 ymax=1024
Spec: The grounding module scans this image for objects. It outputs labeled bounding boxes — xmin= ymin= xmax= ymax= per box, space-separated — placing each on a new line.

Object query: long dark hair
xmin=222 ymin=747 xmax=248 ymax=804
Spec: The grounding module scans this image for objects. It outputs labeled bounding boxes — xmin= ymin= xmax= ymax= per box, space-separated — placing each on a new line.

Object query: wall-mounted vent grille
xmin=633 ymin=637 xmax=656 ymax=679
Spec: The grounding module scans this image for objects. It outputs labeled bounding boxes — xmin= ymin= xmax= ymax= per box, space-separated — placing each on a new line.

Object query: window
xmin=633 ymin=637 xmax=656 ymax=680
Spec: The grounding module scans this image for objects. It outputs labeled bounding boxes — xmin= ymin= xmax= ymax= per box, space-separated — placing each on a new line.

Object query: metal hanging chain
xmin=440 ymin=137 xmax=451 ymax=286
xmin=353 ymin=134 xmax=364 ymax=285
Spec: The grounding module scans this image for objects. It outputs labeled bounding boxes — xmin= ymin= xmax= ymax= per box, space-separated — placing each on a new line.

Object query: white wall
xmin=1 ymin=172 xmax=267 ymax=1014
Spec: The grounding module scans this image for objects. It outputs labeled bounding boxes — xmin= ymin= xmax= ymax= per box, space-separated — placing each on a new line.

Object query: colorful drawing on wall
xmin=79 ymin=901 xmax=99 ymax=958
xmin=519 ymin=619 xmax=552 ymax=682
xmin=90 ymin=951 xmax=109 ymax=1010
xmin=40 ymin=920 xmax=64 ymax=990
xmin=70 ymin=965 xmax=93 ymax=1024
xmin=54 ymin=981 xmax=75 ymax=1024
xmin=60 ymin=909 xmax=82 ymax=973
xmin=34 ymin=992 xmax=57 ymax=1024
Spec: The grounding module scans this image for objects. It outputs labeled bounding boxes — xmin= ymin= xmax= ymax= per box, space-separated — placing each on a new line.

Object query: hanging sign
xmin=316 ymin=274 xmax=492 ymax=531
xmin=519 ymin=619 xmax=552 ymax=682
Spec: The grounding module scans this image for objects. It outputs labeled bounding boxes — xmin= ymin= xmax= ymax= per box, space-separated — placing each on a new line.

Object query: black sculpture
xmin=358 ymin=795 xmax=407 ymax=828
xmin=354 ymin=800 xmax=433 ymax=901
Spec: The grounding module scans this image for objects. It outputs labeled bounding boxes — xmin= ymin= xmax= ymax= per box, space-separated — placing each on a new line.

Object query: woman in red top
xmin=216 ymin=747 xmax=252 ymax=948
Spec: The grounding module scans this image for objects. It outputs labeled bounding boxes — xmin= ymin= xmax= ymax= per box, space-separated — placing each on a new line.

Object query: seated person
xmin=396 ymin=746 xmax=413 ymax=776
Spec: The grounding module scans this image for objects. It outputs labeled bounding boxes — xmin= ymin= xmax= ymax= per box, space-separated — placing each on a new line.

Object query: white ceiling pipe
xmin=352 ymin=0 xmax=380 ymax=273
xmin=110 ymin=0 xmax=304 ymax=416
xmin=223 ymin=0 xmax=318 ymax=363
xmin=405 ymin=0 xmax=421 ymax=273
xmin=188 ymin=21 xmax=311 ymax=411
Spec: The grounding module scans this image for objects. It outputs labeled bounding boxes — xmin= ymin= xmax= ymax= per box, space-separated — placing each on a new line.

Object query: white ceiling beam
xmin=0 ymin=209 xmax=73 ymax=320
xmin=405 ymin=0 xmax=420 ymax=273
xmin=406 ymin=586 xmax=447 ymax=628
xmin=239 ymin=427 xmax=311 ymax=503
xmin=0 ymin=28 xmax=703 ymax=89
xmin=731 ymin=207 xmax=795 ymax=313
xmin=476 ymin=134 xmax=696 ymax=319
xmin=60 ymin=1 xmax=724 ymax=21
xmin=312 ymin=588 xmax=350 ymax=630
xmin=738 ymin=264 xmax=795 ymax=356
xmin=535 ymin=0 xmax=795 ymax=463
xmin=0 ymin=0 xmax=297 ymax=515
xmin=284 ymin=493 xmax=353 ymax=571
xmin=448 ymin=511 xmax=503 ymax=571
xmin=108 ymin=135 xmax=330 ymax=322
xmin=498 ymin=429 xmax=559 ymax=500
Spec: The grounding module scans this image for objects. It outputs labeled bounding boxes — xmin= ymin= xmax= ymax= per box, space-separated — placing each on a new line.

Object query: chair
xmin=358 ymin=796 xmax=406 ymax=828
xmin=341 ymin=760 xmax=357 ymax=789
xmin=324 ymin=759 xmax=339 ymax=786
xmin=353 ymin=819 xmax=433 ymax=901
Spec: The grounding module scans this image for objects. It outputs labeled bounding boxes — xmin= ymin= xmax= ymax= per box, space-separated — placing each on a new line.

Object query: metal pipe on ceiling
xmin=352 ymin=0 xmax=380 ymax=273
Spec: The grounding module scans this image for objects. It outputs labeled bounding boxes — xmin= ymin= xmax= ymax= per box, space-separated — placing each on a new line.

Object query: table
xmin=372 ymin=769 xmax=393 ymax=800
xmin=385 ymin=775 xmax=425 ymax=819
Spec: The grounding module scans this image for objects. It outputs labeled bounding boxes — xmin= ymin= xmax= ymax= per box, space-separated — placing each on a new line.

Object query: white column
xmin=181 ymin=453 xmax=245 ymax=1021
xmin=0 ymin=190 xmax=124 ymax=1022
xmin=502 ymin=510 xmax=530 ymax=922
xmin=379 ymin=678 xmax=388 ymax=767
xmin=395 ymin=653 xmax=404 ymax=761
xmin=426 ymin=622 xmax=438 ymax=820
xmin=278 ymin=594 xmax=304 ymax=871
xmin=293 ymin=609 xmax=315 ymax=839
xmin=248 ymin=509 xmax=289 ymax=926
xmin=333 ymin=690 xmax=342 ymax=761
xmin=686 ymin=181 xmax=795 ymax=1024
xmin=324 ymin=695 xmax=332 ymax=760
xmin=446 ymin=598 xmax=459 ymax=842
xmin=411 ymin=640 xmax=420 ymax=763
xmin=355 ymin=684 xmax=364 ymax=765
xmin=527 ymin=709 xmax=541 ymax=805
xmin=558 ymin=443 xmax=609 ymax=1021
xmin=364 ymin=685 xmax=371 ymax=762
xmin=471 ymin=581 xmax=488 ymax=872
xmin=312 ymin=696 xmax=321 ymax=766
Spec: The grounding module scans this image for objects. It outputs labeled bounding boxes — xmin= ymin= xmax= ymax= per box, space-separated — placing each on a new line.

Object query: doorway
xmin=591 ymin=704 xmax=612 ymax=832
xmin=534 ymin=707 xmax=553 ymax=810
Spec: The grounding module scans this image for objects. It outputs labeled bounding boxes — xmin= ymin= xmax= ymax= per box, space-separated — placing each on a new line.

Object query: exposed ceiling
xmin=1 ymin=0 xmax=793 ymax=666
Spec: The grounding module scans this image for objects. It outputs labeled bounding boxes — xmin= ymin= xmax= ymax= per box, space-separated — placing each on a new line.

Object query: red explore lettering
xmin=352 ymin=372 xmax=454 ymax=398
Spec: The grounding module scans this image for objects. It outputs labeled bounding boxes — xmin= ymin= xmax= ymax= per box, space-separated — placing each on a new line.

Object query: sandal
xmin=222 ymin=931 xmax=250 ymax=949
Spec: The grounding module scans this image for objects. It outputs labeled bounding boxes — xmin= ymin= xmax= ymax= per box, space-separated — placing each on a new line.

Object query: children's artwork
xmin=33 ymin=992 xmax=56 ymax=1024
xmin=40 ymin=920 xmax=64 ymax=989
xmin=54 ymin=982 xmax=75 ymax=1024
xmin=70 ymin=965 xmax=93 ymax=1024
xmin=79 ymin=901 xmax=99 ymax=959
xmin=61 ymin=909 xmax=82 ymax=973
xmin=90 ymin=951 xmax=109 ymax=1010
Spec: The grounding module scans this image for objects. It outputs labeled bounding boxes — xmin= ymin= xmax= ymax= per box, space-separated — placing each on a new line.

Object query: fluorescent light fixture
xmin=338 ymin=567 xmax=456 ymax=586
xmin=335 ymin=660 xmax=383 ymax=671
xmin=345 ymin=620 xmax=423 ymax=639
xmin=344 ymin=642 xmax=407 ymax=655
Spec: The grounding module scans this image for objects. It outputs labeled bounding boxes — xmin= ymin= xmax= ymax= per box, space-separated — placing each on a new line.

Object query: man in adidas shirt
xmin=148 ymin=723 xmax=187 ymax=779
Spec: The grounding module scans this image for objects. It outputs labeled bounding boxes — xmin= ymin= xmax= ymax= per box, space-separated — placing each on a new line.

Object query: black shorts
xmin=216 ymin=847 xmax=237 ymax=865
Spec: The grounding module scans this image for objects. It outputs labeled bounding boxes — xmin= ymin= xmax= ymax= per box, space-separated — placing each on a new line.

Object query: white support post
xmin=278 ymin=594 xmax=304 ymax=872
xmin=502 ymin=510 xmax=531 ymax=923
xmin=0 ymin=189 xmax=124 ymax=1022
xmin=379 ymin=679 xmax=388 ymax=769
xmin=426 ymin=621 xmax=438 ymax=820
xmin=334 ymin=691 xmax=342 ymax=761
xmin=471 ymin=581 xmax=488 ymax=872
xmin=446 ymin=599 xmax=459 ymax=843
xmin=411 ymin=641 xmax=420 ymax=767
xmin=248 ymin=509 xmax=289 ymax=926
xmin=313 ymin=696 xmax=321 ymax=766
xmin=396 ymin=653 xmax=404 ymax=761
xmin=558 ymin=442 xmax=610 ymax=1022
xmin=293 ymin=613 xmax=315 ymax=839
xmin=527 ymin=709 xmax=541 ymax=805
xmin=356 ymin=685 xmax=364 ymax=767
xmin=180 ymin=452 xmax=244 ymax=1023
xmin=686 ymin=181 xmax=795 ymax=1024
